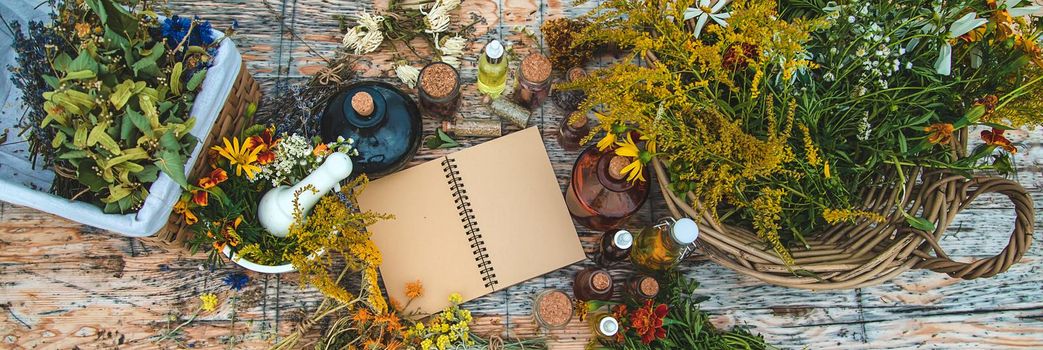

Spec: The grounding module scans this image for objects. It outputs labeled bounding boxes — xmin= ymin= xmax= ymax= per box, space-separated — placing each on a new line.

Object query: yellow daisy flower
xmin=211 ymin=137 xmax=262 ymax=179
xmin=614 ymin=133 xmax=646 ymax=183
xmin=596 ymin=132 xmax=617 ymax=151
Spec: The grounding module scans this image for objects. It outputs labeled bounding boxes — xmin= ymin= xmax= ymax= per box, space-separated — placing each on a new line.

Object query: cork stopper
xmin=591 ymin=270 xmax=612 ymax=292
xmin=608 ymin=156 xmax=630 ymax=181
xmin=567 ymin=67 xmax=586 ymax=82
xmin=639 ymin=277 xmax=659 ymax=297
xmin=521 ymin=53 xmax=552 ymax=82
xmin=567 ymin=112 xmax=588 ymax=129
xmin=351 ymin=91 xmax=375 ymax=117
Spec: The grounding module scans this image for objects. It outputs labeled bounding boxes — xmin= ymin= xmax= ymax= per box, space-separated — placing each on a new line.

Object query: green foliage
xmin=39 ymin=0 xmax=214 ymax=213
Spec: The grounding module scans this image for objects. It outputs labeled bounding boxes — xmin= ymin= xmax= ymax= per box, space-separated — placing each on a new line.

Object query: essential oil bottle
xmin=557 ymin=111 xmax=590 ymax=151
xmin=595 ymin=229 xmax=633 ymax=267
xmin=589 ymin=312 xmax=620 ymax=344
xmin=477 ymin=40 xmax=508 ymax=99
xmin=623 ymin=274 xmax=660 ymax=301
xmin=630 ymin=218 xmax=699 ymax=272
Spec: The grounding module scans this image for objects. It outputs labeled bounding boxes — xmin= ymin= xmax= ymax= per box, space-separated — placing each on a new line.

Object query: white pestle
xmin=258 ymin=152 xmax=353 ymax=237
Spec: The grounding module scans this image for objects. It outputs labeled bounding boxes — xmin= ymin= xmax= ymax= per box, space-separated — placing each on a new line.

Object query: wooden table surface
xmin=3 ymin=1 xmax=1043 ymax=349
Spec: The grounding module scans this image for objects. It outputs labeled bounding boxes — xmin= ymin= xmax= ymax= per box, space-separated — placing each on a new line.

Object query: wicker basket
xmin=155 ymin=61 xmax=261 ymax=245
xmin=654 ymin=149 xmax=1035 ymax=289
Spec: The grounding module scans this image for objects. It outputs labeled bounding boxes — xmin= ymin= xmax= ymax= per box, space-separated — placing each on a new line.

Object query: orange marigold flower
xmin=353 ymin=308 xmax=372 ymax=324
xmin=981 ymin=128 xmax=1017 ymax=154
xmin=173 ymin=198 xmax=197 ymax=225
xmin=630 ymin=300 xmax=668 ymax=344
xmin=924 ymin=123 xmax=954 ymax=145
xmin=192 ymin=190 xmax=208 ymax=207
xmin=249 ymin=127 xmax=278 ymax=165
xmin=74 ymin=23 xmax=91 ymax=38
xmin=198 ymin=168 xmax=228 ymax=189
xmin=313 ymin=143 xmax=330 ymax=157
xmin=405 ymin=280 xmax=424 ymax=299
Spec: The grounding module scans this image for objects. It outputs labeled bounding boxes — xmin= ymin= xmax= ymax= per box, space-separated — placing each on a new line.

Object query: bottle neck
xmin=595 ymin=151 xmax=635 ymax=192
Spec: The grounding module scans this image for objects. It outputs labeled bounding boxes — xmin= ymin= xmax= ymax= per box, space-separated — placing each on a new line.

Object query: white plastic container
xmin=0 ymin=1 xmax=244 ymax=237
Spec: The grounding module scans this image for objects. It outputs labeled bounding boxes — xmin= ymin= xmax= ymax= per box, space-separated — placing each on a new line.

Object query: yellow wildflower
xmin=448 ymin=293 xmax=463 ymax=305
xmin=211 ymin=137 xmax=262 ymax=179
xmin=798 ymin=123 xmax=820 ymax=167
xmin=437 ymin=335 xmax=450 ymax=350
xmin=173 ymin=197 xmax=197 ymax=225
xmin=822 ymin=208 xmax=886 ymax=225
xmin=596 ymin=132 xmax=617 ymax=151
xmin=74 ymin=22 xmax=90 ymax=38
xmin=823 ymin=161 xmax=831 ymax=179
xmin=614 ymin=133 xmax=646 ymax=183
xmin=199 ymin=293 xmax=218 ymax=312
xmin=421 ymin=339 xmax=433 ymax=350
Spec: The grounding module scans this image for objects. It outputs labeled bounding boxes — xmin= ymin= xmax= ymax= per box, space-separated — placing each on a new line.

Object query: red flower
xmin=249 ymin=126 xmax=278 ymax=165
xmin=629 ymin=300 xmax=668 ymax=344
xmin=192 ymin=190 xmax=208 ymax=206
xmin=981 ymin=128 xmax=1017 ymax=154
xmin=197 ymin=168 xmax=228 ymax=189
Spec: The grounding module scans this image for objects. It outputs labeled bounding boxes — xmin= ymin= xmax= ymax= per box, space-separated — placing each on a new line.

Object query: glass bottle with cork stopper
xmin=442 ymin=119 xmax=502 ymax=138
xmin=514 ymin=53 xmax=553 ymax=110
xmin=564 ymin=145 xmax=650 ymax=230
xmin=477 ymin=40 xmax=508 ymax=99
xmin=532 ymin=289 xmax=573 ymax=330
xmin=552 ymin=67 xmax=589 ymax=112
xmin=573 ymin=267 xmax=614 ymax=301
xmin=595 ymin=229 xmax=633 ymax=267
xmin=630 ymin=218 xmax=700 ymax=272
xmin=623 ymin=274 xmax=660 ymax=301
xmin=557 ymin=111 xmax=591 ymax=151
xmin=418 ymin=62 xmax=461 ymax=120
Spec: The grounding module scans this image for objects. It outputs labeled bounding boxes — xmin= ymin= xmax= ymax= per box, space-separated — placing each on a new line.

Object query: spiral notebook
xmin=357 ymin=127 xmax=585 ymax=315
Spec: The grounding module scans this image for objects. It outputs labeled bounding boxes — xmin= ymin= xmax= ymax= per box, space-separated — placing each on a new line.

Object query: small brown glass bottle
xmin=573 ymin=267 xmax=614 ymax=301
xmin=623 ymin=274 xmax=660 ymax=301
xmin=564 ymin=145 xmax=650 ymax=231
xmin=418 ymin=62 xmax=461 ymax=120
xmin=595 ymin=229 xmax=633 ymax=267
xmin=557 ymin=111 xmax=590 ymax=151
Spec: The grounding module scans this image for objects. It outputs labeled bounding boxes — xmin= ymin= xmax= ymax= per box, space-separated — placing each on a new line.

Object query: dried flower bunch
xmin=567 ymin=0 xmax=1043 ymax=266
xmin=275 ymin=279 xmax=548 ymax=350
xmin=7 ymin=0 xmax=226 ymax=213
xmin=582 ymin=273 xmax=772 ymax=349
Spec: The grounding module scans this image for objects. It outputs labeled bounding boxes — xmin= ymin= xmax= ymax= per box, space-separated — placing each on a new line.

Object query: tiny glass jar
xmin=623 ymin=274 xmax=660 ymax=301
xmin=573 ymin=267 xmax=614 ymax=301
xmin=533 ymin=289 xmax=574 ymax=330
xmin=589 ymin=312 xmax=620 ymax=343
xmin=514 ymin=53 xmax=553 ymax=110
xmin=417 ymin=62 xmax=462 ymax=120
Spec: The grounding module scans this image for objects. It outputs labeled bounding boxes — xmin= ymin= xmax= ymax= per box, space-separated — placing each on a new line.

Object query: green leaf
xmin=139 ymin=94 xmax=159 ymax=127
xmin=53 ymin=54 xmax=72 ymax=72
xmin=186 ymin=69 xmax=207 ymax=92
xmin=73 ymin=124 xmax=89 ymax=149
xmin=170 ymin=62 xmax=184 ymax=96
xmin=437 ymin=128 xmax=456 ymax=143
xmin=77 ymin=162 xmax=108 ymax=192
xmin=109 ymin=80 xmax=135 ymax=110
xmin=104 ymin=184 xmax=134 ymax=203
xmin=158 ymin=130 xmax=182 ymax=152
xmin=60 ymin=70 xmax=96 ymax=82
xmin=126 ymin=109 xmax=154 ymax=138
xmin=898 ymin=133 xmax=908 ymax=154
xmin=67 ymin=51 xmax=100 ymax=73
xmin=137 ymin=165 xmax=160 ymax=183
xmin=42 ymin=75 xmax=60 ymax=90
xmin=84 ymin=0 xmax=108 ymax=22
xmin=906 ymin=216 xmax=936 ymax=232
xmin=155 ymin=149 xmax=189 ymax=188
xmin=51 ymin=132 xmax=67 ymax=149
xmin=958 ymin=105 xmax=986 ymax=128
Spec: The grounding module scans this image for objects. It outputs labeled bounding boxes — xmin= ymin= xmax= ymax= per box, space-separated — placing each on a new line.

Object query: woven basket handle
xmin=914 ymin=176 xmax=1035 ymax=279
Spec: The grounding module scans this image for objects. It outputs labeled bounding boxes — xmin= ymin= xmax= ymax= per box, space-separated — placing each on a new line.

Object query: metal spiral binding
xmin=442 ymin=157 xmax=498 ymax=288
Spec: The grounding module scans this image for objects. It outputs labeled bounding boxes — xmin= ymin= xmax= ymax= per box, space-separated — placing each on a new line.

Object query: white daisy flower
xmin=683 ymin=0 xmax=731 ymax=39
xmin=394 ymin=64 xmax=420 ymax=88
xmin=440 ymin=36 xmax=467 ymax=57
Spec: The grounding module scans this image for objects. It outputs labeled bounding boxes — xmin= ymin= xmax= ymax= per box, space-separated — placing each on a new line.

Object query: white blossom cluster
xmin=254 ymin=135 xmax=357 ymax=187
xmin=821 ymin=4 xmax=913 ymax=97
xmin=342 ymin=12 xmax=385 ymax=55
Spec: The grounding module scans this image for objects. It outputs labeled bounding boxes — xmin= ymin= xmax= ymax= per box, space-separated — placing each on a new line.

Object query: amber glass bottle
xmin=623 ymin=274 xmax=660 ymax=301
xmin=595 ymin=229 xmax=633 ymax=267
xmin=589 ymin=312 xmax=620 ymax=344
xmin=564 ymin=145 xmax=650 ymax=230
xmin=557 ymin=111 xmax=590 ymax=152
xmin=630 ymin=218 xmax=699 ymax=272
xmin=573 ymin=267 xmax=614 ymax=301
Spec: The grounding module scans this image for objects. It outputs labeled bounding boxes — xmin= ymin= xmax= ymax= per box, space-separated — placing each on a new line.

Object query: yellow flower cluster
xmin=822 ymin=209 xmax=886 ymax=225
xmin=405 ymin=293 xmax=476 ymax=350
xmin=750 ymin=188 xmax=794 ymax=266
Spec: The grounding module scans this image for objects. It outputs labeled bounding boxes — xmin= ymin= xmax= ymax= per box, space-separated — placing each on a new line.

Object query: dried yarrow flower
xmin=541 ymin=18 xmax=599 ymax=69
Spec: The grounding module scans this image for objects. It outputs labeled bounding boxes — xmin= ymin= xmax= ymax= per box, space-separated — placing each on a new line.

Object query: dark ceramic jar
xmin=320 ymin=81 xmax=422 ymax=179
